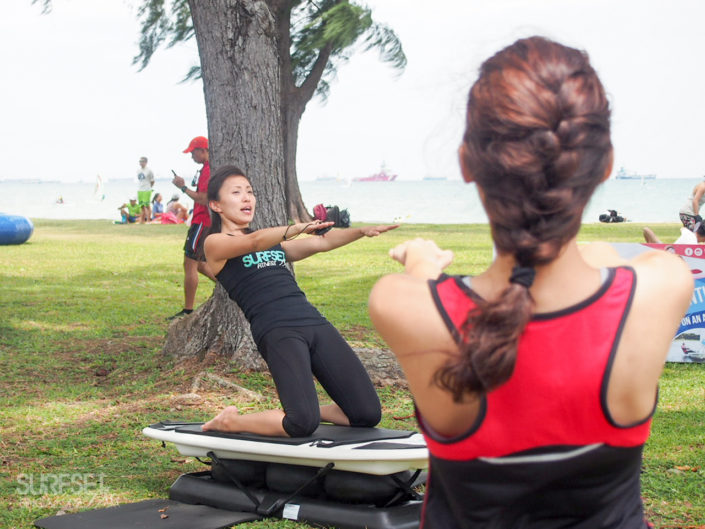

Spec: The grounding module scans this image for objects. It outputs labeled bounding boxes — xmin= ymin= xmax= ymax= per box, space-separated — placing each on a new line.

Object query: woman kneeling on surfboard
xmin=202 ymin=166 xmax=397 ymax=437
xmin=369 ymin=37 xmax=693 ymax=528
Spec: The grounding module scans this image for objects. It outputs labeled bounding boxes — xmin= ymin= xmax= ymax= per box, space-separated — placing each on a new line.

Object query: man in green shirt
xmin=118 ymin=197 xmax=142 ymax=223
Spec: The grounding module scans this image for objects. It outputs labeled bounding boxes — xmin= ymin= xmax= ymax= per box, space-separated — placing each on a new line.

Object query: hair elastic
xmin=509 ymin=266 xmax=535 ymax=288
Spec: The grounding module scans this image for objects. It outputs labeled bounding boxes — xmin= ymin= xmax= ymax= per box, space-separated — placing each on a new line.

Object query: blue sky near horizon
xmin=2 ymin=0 xmax=705 ymax=184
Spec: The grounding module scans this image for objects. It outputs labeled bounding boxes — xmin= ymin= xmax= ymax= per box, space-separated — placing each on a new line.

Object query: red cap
xmin=183 ymin=136 xmax=209 ymax=153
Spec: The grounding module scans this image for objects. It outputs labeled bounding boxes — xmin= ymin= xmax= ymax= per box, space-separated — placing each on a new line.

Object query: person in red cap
xmin=169 ymin=136 xmax=216 ymax=319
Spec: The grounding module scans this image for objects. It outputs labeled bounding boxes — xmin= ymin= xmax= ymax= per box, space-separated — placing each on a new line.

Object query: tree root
xmin=190 ymin=371 xmax=264 ymax=402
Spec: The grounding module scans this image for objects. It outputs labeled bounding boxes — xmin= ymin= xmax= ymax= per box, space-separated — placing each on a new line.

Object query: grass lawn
xmin=1 ymin=220 xmax=703 ymax=528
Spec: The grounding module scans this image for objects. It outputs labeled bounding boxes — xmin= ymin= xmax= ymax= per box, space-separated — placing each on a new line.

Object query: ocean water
xmin=0 ymin=177 xmax=694 ymax=225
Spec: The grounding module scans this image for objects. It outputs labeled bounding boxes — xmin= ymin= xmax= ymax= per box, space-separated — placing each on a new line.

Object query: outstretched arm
xmin=387 ymin=238 xmax=455 ymax=279
xmin=204 ymin=220 xmax=334 ymax=275
xmin=282 ymin=224 xmax=399 ymax=262
xmin=369 ymin=238 xmax=480 ymax=437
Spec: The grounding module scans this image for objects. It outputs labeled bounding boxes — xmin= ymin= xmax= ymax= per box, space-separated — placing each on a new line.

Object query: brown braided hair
xmin=435 ymin=36 xmax=613 ymax=400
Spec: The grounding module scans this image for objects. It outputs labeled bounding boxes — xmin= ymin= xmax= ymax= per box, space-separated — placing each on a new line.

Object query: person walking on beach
xmin=201 ymin=165 xmax=397 ymax=437
xmin=369 ymin=36 xmax=693 ymax=528
xmin=169 ymin=136 xmax=215 ymax=319
xmin=137 ymin=156 xmax=155 ymax=223
xmin=678 ymin=177 xmax=705 ymax=231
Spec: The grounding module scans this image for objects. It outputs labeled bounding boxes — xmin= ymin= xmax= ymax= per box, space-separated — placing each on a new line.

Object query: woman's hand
xmin=389 ymin=238 xmax=454 ymax=271
xmin=290 ymin=220 xmax=334 ymax=238
xmin=360 ymin=224 xmax=400 ymax=237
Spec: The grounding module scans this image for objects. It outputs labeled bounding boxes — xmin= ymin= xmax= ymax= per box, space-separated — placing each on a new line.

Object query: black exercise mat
xmin=149 ymin=421 xmax=418 ymax=447
xmin=34 ymin=498 xmax=261 ymax=529
xmin=353 ymin=441 xmax=427 ymax=451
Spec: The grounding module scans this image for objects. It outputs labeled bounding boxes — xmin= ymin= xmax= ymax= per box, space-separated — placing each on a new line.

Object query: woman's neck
xmin=220 ymin=217 xmax=250 ymax=235
xmin=474 ymin=239 xmax=603 ymax=312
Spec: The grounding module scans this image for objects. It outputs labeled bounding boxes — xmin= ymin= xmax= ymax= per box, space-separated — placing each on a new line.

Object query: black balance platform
xmin=36 ymin=422 xmax=425 ymax=529
xmin=170 ymin=470 xmax=423 ymax=529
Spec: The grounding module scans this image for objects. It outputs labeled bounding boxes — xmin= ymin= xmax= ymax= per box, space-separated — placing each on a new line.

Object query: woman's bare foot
xmin=202 ymin=405 xmax=241 ymax=431
xmin=201 ymin=406 xmax=288 ymax=436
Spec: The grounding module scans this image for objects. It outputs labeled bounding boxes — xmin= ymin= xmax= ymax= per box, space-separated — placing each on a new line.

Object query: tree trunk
xmin=160 ymin=1 xmax=407 ymax=386
xmin=163 ymin=0 xmax=286 ymax=360
xmin=164 ymin=283 xmax=265 ymax=369
xmin=273 ymin=3 xmax=333 ymax=223
xmin=283 ymin=100 xmax=312 ymax=222
xmin=275 ymin=3 xmax=309 ymax=223
xmin=192 ymin=0 xmax=287 ymax=226
xmin=284 ymin=128 xmax=312 ymax=222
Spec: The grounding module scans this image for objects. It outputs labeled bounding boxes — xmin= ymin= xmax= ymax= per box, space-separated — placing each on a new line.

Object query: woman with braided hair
xmin=369 ymin=36 xmax=693 ymax=528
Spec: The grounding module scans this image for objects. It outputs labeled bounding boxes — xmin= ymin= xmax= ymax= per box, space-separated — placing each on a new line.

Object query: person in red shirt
xmin=169 ymin=136 xmax=216 ymax=319
xmin=369 ymin=37 xmax=693 ymax=528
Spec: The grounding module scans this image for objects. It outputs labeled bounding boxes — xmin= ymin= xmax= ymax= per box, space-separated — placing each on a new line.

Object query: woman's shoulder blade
xmin=631 ymin=251 xmax=694 ymax=308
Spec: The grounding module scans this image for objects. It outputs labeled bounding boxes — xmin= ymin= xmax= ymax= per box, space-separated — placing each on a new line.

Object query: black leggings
xmin=258 ymin=323 xmax=381 ymax=437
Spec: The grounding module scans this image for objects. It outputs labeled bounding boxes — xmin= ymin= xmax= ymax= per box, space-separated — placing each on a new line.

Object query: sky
xmin=2 ymin=0 xmax=705 ymax=183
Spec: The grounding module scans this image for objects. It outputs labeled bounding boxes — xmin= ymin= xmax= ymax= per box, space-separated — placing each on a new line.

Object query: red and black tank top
xmin=419 ymin=267 xmax=653 ymax=529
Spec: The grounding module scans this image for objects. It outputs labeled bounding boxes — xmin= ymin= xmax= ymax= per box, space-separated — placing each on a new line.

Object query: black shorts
xmin=184 ymin=223 xmax=208 ymax=261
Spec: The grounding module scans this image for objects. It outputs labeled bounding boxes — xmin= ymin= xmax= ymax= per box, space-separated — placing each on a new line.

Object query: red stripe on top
xmin=424 ymin=267 xmax=652 ymax=461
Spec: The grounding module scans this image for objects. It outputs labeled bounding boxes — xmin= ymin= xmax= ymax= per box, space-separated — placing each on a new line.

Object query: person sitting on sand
xmin=165 ymin=194 xmax=189 ymax=223
xmin=200 ymin=164 xmax=398 ymax=437
xmin=369 ymin=36 xmax=693 ymax=529
xmin=151 ymin=193 xmax=164 ymax=220
xmin=117 ymin=197 xmax=141 ymax=224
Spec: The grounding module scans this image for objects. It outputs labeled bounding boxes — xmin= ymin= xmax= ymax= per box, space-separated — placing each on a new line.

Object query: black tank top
xmin=216 ymin=242 xmax=326 ymax=344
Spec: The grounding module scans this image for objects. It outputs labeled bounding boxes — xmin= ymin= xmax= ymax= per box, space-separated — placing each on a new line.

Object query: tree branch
xmin=294 ymin=41 xmax=333 ymax=107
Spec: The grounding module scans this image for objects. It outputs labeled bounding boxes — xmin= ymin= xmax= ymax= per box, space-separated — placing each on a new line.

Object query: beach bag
xmin=599 ymin=209 xmax=625 ymax=223
xmin=312 ymin=204 xmax=351 ymax=228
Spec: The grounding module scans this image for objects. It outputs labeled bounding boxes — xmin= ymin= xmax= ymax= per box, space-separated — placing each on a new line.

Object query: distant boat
xmin=354 ymin=165 xmax=397 ymax=182
xmin=614 ymin=167 xmax=656 ymax=180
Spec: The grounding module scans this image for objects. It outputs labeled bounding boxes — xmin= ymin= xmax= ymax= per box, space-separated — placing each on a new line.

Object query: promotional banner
xmin=612 ymin=243 xmax=705 ymax=363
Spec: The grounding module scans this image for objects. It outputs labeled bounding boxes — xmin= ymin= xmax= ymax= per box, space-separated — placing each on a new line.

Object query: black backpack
xmin=312 ymin=204 xmax=351 ymax=234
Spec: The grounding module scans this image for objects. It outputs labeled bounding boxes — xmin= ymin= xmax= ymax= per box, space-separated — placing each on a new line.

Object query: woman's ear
xmin=209 ymin=200 xmax=222 ymax=213
xmin=458 ymin=145 xmax=474 ymax=183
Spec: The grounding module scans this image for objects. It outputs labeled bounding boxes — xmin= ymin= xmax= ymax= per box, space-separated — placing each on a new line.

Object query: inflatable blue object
xmin=0 ymin=214 xmax=34 ymax=245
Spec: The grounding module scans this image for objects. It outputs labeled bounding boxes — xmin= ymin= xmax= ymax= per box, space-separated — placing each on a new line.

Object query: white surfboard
xmin=143 ymin=422 xmax=429 ymax=475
